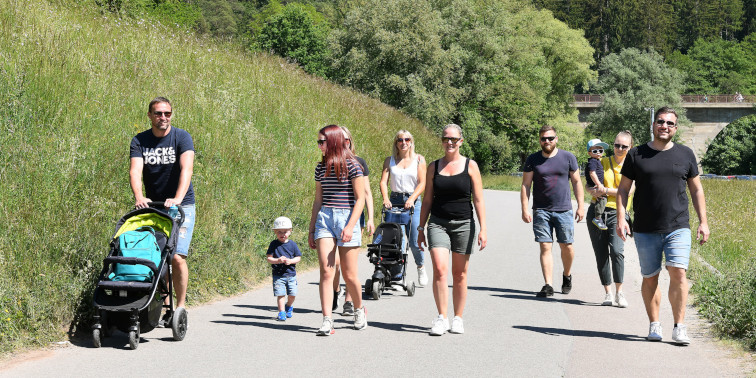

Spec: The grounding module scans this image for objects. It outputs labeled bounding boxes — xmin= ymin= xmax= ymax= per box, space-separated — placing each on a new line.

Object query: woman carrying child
xmin=379 ymin=129 xmax=428 ymax=286
xmin=417 ymin=124 xmax=487 ymax=336
xmin=308 ymin=125 xmax=367 ymax=335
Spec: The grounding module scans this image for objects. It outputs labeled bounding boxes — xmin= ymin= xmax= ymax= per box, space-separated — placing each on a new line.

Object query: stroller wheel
xmin=92 ymin=329 xmax=102 ymax=348
xmin=407 ymin=281 xmax=416 ymax=297
xmin=128 ymin=330 xmax=139 ymax=350
xmin=172 ymin=307 xmax=188 ymax=341
xmin=364 ymin=279 xmax=373 ymax=296
xmin=371 ymin=281 xmax=382 ymax=300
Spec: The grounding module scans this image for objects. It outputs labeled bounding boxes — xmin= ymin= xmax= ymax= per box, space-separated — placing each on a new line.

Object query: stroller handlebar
xmin=145 ymin=201 xmax=185 ymax=225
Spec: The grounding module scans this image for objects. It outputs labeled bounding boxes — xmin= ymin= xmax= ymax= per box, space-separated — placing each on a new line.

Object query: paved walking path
xmin=1 ymin=190 xmax=749 ymax=377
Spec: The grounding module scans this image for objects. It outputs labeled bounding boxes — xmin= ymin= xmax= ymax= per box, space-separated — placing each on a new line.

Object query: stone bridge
xmin=572 ymin=94 xmax=756 ymax=163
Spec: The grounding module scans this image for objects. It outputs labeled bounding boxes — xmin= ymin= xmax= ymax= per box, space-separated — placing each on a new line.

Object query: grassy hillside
xmin=0 ymin=0 xmax=440 ymax=353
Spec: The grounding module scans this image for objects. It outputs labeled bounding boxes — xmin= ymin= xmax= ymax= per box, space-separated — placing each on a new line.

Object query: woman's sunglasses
xmin=396 ymin=138 xmax=412 ymax=143
xmin=614 ymin=143 xmax=629 ymax=150
xmin=317 ymin=139 xmax=326 ymax=145
xmin=442 ymin=137 xmax=461 ymax=144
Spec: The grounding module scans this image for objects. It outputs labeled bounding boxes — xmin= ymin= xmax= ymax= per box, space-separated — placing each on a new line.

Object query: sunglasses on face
xmin=153 ymin=111 xmax=172 ymax=117
xmin=442 ymin=136 xmax=461 ymax=144
xmin=655 ymin=119 xmax=677 ymax=127
xmin=317 ymin=139 xmax=326 ymax=145
xmin=396 ymin=138 xmax=411 ymax=143
xmin=540 ymin=136 xmax=556 ymax=142
xmin=591 ymin=149 xmax=604 ymax=154
xmin=614 ymin=143 xmax=629 ymax=150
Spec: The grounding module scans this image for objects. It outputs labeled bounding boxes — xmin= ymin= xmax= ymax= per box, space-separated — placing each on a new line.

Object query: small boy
xmin=586 ymin=139 xmax=611 ymax=230
xmin=266 ymin=216 xmax=302 ymax=321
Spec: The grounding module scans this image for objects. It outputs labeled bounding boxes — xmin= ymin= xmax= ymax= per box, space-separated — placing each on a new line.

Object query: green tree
xmin=587 ymin=48 xmax=686 ymax=145
xmin=198 ymin=0 xmax=238 ymax=37
xmin=257 ymin=3 xmax=330 ymax=76
xmin=668 ymin=36 xmax=756 ymax=94
xmin=702 ymin=115 xmax=756 ymax=174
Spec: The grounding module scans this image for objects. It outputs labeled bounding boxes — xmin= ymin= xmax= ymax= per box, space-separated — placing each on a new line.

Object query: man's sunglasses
xmin=590 ymin=149 xmax=604 ymax=154
xmin=153 ymin=111 xmax=172 ymax=117
xmin=540 ymin=136 xmax=556 ymax=142
xmin=396 ymin=138 xmax=412 ymax=143
xmin=655 ymin=119 xmax=676 ymax=127
xmin=442 ymin=137 xmax=461 ymax=143
xmin=614 ymin=143 xmax=630 ymax=150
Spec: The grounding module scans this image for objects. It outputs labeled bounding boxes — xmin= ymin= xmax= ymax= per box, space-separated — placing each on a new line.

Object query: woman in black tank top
xmin=417 ymin=124 xmax=487 ymax=336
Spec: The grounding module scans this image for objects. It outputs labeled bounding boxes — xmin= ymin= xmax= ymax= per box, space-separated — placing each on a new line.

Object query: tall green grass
xmin=0 ymin=0 xmax=441 ymax=353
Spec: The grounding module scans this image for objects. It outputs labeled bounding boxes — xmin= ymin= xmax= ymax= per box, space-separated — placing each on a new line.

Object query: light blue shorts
xmin=634 ymin=228 xmax=691 ymax=277
xmin=173 ymin=204 xmax=195 ymax=257
xmin=533 ymin=209 xmax=574 ymax=244
xmin=314 ymin=206 xmax=361 ymax=247
xmin=272 ymin=275 xmax=298 ymax=296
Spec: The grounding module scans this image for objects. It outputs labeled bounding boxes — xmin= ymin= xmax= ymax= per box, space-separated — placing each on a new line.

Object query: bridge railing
xmin=572 ymin=94 xmax=755 ymax=104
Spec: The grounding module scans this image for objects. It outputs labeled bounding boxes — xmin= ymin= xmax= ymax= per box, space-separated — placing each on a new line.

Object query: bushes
xmin=694 ymin=265 xmax=756 ymax=349
xmin=701 ymin=115 xmax=756 ymax=175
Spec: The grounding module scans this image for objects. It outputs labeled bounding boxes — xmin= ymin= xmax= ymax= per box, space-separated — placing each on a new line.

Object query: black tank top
xmin=431 ymin=158 xmax=473 ymax=220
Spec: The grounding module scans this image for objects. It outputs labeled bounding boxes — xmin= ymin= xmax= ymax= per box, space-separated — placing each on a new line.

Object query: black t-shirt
xmin=130 ymin=127 xmax=195 ymax=205
xmin=266 ymin=240 xmax=302 ymax=277
xmin=354 ymin=156 xmax=370 ymax=176
xmin=620 ymin=143 xmax=699 ymax=233
xmin=524 ymin=149 xmax=579 ymax=211
xmin=585 ymin=157 xmax=603 ymax=187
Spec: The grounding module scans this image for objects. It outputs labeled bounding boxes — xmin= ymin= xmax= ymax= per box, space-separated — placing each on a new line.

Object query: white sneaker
xmin=647 ymin=322 xmax=662 ymax=341
xmin=672 ymin=324 xmax=691 ymax=345
xmin=450 ymin=316 xmax=464 ymax=334
xmin=602 ymin=292 xmax=614 ymax=306
xmin=615 ymin=291 xmax=628 ymax=308
xmin=317 ymin=316 xmax=334 ymax=336
xmin=429 ymin=315 xmax=449 ymax=336
xmin=353 ymin=307 xmax=368 ymax=330
xmin=417 ymin=266 xmax=429 ymax=286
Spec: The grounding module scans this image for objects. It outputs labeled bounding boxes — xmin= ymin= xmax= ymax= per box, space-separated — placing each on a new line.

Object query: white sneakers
xmin=354 ymin=307 xmax=368 ymax=330
xmin=602 ymin=292 xmax=614 ymax=306
xmin=450 ymin=316 xmax=464 ymax=334
xmin=647 ymin=322 xmax=663 ymax=341
xmin=601 ymin=290 xmax=628 ymax=307
xmin=672 ymin=324 xmax=691 ymax=345
xmin=429 ymin=315 xmax=450 ymax=336
xmin=417 ymin=266 xmax=429 ymax=286
xmin=317 ymin=316 xmax=334 ymax=336
xmin=615 ymin=291 xmax=628 ymax=308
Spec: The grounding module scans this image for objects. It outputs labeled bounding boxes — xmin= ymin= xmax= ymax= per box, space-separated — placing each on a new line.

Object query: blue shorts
xmin=273 ymin=276 xmax=298 ymax=296
xmin=314 ymin=206 xmax=362 ymax=247
xmin=533 ymin=209 xmax=574 ymax=244
xmin=634 ymin=228 xmax=691 ymax=277
xmin=174 ymin=204 xmax=195 ymax=257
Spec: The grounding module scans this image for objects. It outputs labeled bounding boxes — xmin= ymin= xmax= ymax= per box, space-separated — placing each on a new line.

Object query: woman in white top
xmin=379 ymin=130 xmax=428 ymax=286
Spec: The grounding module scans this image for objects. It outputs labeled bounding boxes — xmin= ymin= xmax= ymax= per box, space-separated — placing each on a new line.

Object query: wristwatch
xmin=417 ymin=226 xmax=425 ymax=231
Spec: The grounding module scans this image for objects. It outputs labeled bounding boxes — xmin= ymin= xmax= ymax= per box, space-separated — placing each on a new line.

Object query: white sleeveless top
xmin=389 ymin=156 xmax=419 ymax=193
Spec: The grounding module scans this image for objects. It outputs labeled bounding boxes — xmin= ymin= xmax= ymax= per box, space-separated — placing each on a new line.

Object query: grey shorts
xmin=427 ymin=215 xmax=476 ymax=255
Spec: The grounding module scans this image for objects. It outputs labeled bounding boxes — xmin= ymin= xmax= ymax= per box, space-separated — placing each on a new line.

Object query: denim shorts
xmin=313 ymin=206 xmax=362 ymax=247
xmin=634 ymin=228 xmax=691 ymax=277
xmin=533 ymin=209 xmax=574 ymax=244
xmin=272 ymin=275 xmax=298 ymax=296
xmin=427 ymin=215 xmax=476 ymax=255
xmin=173 ymin=204 xmax=195 ymax=257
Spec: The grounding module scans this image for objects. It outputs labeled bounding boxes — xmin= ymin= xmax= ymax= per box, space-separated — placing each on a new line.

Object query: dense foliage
xmin=667 ymin=35 xmax=756 ymax=94
xmin=586 ymin=48 xmax=686 ymax=145
xmin=701 ymin=115 xmax=756 ymax=175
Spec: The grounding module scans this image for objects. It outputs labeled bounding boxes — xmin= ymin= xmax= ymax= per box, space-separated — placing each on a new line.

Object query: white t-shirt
xmin=389 ymin=155 xmax=419 ymax=193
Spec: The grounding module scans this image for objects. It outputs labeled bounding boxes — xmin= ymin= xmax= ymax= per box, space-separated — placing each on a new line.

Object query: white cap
xmin=272 ymin=216 xmax=293 ymax=230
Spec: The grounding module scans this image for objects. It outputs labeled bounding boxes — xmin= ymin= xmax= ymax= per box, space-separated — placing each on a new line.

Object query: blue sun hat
xmin=587 ymin=138 xmax=610 ymax=151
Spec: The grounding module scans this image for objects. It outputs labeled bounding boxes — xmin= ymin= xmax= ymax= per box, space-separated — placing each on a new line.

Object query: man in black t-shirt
xmin=616 ymin=107 xmax=710 ymax=346
xmin=129 ymin=97 xmax=196 ymax=313
xmin=521 ymin=125 xmax=585 ymax=298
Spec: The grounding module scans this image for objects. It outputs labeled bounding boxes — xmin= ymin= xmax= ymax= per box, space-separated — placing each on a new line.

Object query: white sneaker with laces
xmin=647 ymin=322 xmax=663 ymax=341
xmin=450 ymin=316 xmax=464 ymax=334
xmin=429 ymin=315 xmax=449 ymax=336
xmin=672 ymin=324 xmax=691 ymax=345
xmin=317 ymin=316 xmax=334 ymax=336
xmin=602 ymin=292 xmax=614 ymax=306
xmin=615 ymin=291 xmax=628 ymax=308
xmin=353 ymin=307 xmax=368 ymax=330
xmin=417 ymin=266 xmax=429 ymax=286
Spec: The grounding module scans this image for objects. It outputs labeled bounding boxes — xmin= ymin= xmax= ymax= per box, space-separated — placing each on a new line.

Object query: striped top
xmin=314 ymin=159 xmax=364 ymax=208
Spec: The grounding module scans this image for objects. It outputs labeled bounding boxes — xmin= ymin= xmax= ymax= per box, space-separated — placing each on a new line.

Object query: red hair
xmin=319 ymin=124 xmax=355 ymax=181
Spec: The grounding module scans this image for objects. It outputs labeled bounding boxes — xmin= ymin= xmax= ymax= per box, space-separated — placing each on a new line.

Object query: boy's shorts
xmin=273 ymin=275 xmax=298 ymax=296
xmin=314 ymin=206 xmax=361 ymax=247
xmin=634 ymin=228 xmax=691 ymax=278
xmin=533 ymin=209 xmax=574 ymax=244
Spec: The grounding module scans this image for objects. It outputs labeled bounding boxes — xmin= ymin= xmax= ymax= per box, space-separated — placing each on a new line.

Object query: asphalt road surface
xmin=2 ymin=190 xmax=748 ymax=377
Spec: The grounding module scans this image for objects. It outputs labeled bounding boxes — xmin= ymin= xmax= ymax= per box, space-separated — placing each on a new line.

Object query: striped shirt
xmin=314 ymin=159 xmax=364 ymax=208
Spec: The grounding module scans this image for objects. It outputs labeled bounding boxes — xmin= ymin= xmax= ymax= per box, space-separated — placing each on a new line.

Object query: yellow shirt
xmin=599 ymin=155 xmax=631 ymax=210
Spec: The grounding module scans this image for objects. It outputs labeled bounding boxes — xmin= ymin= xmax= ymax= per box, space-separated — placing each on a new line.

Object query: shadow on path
xmin=513 ymin=325 xmax=646 ymax=342
xmin=233 ymin=304 xmax=321 ymax=314
xmin=468 ymin=286 xmax=599 ymax=306
xmin=212 ymin=319 xmax=314 ymax=333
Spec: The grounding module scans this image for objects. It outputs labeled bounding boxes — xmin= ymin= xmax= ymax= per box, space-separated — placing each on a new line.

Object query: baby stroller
xmin=364 ymin=207 xmax=416 ymax=299
xmin=91 ymin=202 xmax=187 ymax=350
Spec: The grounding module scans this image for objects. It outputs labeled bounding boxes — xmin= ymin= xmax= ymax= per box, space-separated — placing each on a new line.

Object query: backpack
xmin=112 ymin=226 xmax=162 ymax=282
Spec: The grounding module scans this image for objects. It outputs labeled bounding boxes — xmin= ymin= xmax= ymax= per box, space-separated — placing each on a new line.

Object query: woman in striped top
xmin=308 ymin=124 xmax=368 ymax=335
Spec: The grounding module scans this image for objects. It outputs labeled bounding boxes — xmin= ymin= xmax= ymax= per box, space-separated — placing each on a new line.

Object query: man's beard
xmin=541 ymin=144 xmax=555 ymax=154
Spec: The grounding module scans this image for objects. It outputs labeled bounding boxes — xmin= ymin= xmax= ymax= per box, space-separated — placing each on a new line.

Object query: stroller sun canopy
xmin=114 ymin=213 xmax=173 ymax=239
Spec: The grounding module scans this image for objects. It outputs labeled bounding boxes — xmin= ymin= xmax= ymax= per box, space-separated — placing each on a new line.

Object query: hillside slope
xmin=0 ymin=0 xmax=438 ymax=352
